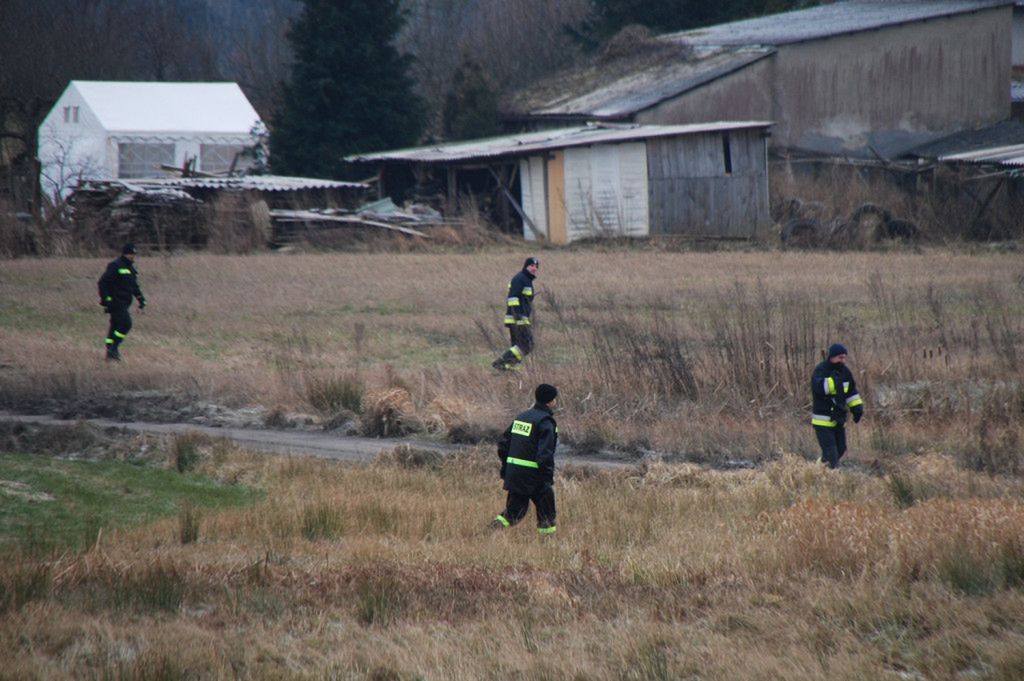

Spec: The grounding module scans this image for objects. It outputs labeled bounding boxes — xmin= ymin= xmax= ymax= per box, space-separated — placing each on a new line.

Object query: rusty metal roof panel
xmin=347 ymin=122 xmax=772 ymax=164
xmin=941 ymin=143 xmax=1024 ymax=167
xmin=526 ymin=46 xmax=774 ymax=118
xmin=124 ymin=175 xmax=367 ymax=191
xmin=664 ymin=0 xmax=1012 ymax=47
xmin=904 ymin=120 xmax=1024 ymax=159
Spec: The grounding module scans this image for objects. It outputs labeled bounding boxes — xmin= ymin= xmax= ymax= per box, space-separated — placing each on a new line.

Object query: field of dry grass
xmin=2 ymin=245 xmax=1024 ymax=678
xmin=1 ymin=246 xmax=1022 ymax=467
xmin=3 ymin=437 xmax=1024 ymax=680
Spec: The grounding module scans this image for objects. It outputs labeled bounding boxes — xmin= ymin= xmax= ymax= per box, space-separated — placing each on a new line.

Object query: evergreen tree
xmin=270 ymin=0 xmax=424 ymax=179
xmin=441 ymin=56 xmax=503 ymax=142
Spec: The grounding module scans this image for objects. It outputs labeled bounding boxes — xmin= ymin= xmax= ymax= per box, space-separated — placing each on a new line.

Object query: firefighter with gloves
xmin=97 ymin=242 xmax=146 ymax=361
xmin=491 ymin=256 xmax=539 ymax=370
xmin=491 ymin=383 xmax=559 ymax=535
xmin=811 ymin=343 xmax=864 ymax=468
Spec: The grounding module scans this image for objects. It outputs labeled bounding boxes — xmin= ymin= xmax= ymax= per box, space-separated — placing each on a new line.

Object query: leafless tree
xmin=400 ymin=0 xmax=592 ymax=135
xmin=218 ymin=0 xmax=299 ymax=122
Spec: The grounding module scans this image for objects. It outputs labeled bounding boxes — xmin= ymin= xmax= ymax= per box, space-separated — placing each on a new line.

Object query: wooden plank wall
xmin=647 ymin=129 xmax=768 ymax=238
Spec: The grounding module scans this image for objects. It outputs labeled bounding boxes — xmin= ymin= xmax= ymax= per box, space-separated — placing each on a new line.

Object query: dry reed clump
xmin=771 ymin=500 xmax=895 ymax=578
xmin=420 ymin=395 xmax=469 ymax=435
xmin=302 ymin=370 xmax=365 ymax=416
xmin=626 ymin=461 xmax=712 ymax=489
xmin=374 ymin=444 xmax=445 ymax=471
xmin=361 ymin=387 xmax=424 ymax=437
xmin=884 ymin=453 xmax=1024 ymax=505
xmin=438 ymin=444 xmax=496 ymax=478
xmin=768 ymin=492 xmax=1024 ymax=591
xmin=888 ymin=499 xmax=1024 ymax=593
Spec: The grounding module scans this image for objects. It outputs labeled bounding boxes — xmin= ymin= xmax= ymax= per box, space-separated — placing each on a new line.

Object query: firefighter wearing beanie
xmin=97 ymin=242 xmax=147 ymax=361
xmin=491 ymin=383 xmax=559 ymax=534
xmin=492 ymin=256 xmax=539 ymax=371
xmin=811 ymin=343 xmax=864 ymax=468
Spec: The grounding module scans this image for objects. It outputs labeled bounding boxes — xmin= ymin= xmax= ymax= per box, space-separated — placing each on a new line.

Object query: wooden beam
xmin=269 ymin=209 xmax=429 ymax=238
xmin=446 ymin=166 xmax=457 ymax=215
xmin=488 ymin=165 xmax=544 ymax=241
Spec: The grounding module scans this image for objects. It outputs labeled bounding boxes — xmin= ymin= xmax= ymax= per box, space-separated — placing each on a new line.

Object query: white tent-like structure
xmin=37 ymin=81 xmax=263 ymax=200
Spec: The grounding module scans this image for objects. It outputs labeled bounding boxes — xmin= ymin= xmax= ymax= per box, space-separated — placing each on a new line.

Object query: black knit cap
xmin=122 ymin=242 xmax=137 ymax=255
xmin=828 ymin=343 xmax=848 ymax=359
xmin=523 ymin=256 xmax=539 ymax=269
xmin=535 ymin=383 xmax=558 ymax=404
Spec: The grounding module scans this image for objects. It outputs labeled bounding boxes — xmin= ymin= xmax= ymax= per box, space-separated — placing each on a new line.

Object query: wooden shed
xmin=347 ymin=121 xmax=771 ymax=243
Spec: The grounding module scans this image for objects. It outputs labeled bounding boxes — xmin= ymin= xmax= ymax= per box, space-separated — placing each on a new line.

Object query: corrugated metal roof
xmin=663 ymin=0 xmax=1012 ymax=47
xmin=903 ymin=120 xmax=1024 ymax=159
xmin=941 ymin=143 xmax=1024 ymax=167
xmin=69 ymin=81 xmax=262 ymax=134
xmin=346 ymin=122 xmax=772 ymax=164
xmin=96 ymin=175 xmax=367 ymax=192
xmin=527 ymin=46 xmax=774 ymax=118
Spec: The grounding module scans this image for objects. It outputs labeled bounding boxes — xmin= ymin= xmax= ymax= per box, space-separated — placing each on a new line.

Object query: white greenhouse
xmin=37 ymin=81 xmax=263 ymax=201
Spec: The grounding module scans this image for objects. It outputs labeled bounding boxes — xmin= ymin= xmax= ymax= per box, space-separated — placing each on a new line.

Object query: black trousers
xmin=495 ymin=324 xmax=534 ymax=366
xmin=499 ymin=485 xmax=556 ymax=530
xmin=814 ymin=425 xmax=847 ymax=469
xmin=509 ymin=324 xmax=533 ymax=357
xmin=106 ymin=305 xmax=132 ymax=348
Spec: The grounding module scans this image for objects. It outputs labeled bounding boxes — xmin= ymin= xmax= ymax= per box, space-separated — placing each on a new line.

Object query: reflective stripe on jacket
xmin=497 ymin=403 xmax=557 ymax=494
xmin=98 ymin=255 xmax=143 ymax=307
xmin=503 ymin=269 xmax=535 ymax=326
xmin=810 ymin=359 xmax=863 ymax=427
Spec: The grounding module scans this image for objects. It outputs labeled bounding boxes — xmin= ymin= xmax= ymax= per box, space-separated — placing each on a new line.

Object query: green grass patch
xmin=0 ymin=452 xmax=262 ymax=552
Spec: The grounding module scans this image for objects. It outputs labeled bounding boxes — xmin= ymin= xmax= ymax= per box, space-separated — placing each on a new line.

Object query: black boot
xmin=491 ymin=349 xmax=520 ymax=371
xmin=106 ymin=345 xmax=121 ymax=361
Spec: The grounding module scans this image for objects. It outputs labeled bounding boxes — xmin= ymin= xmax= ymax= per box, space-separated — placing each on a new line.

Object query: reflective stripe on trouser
xmin=494 ymin=325 xmax=533 ymax=367
xmin=811 ymin=413 xmax=837 ymax=427
xmin=496 ymin=487 xmax=556 ymax=531
xmin=106 ymin=306 xmax=132 ymax=348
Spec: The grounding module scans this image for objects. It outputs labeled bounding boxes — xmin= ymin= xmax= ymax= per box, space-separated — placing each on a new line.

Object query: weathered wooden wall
xmin=647 ymin=128 xmax=768 ymax=237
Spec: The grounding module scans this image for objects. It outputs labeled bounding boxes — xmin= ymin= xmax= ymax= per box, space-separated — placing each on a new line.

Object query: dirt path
xmin=0 ymin=411 xmax=635 ymax=469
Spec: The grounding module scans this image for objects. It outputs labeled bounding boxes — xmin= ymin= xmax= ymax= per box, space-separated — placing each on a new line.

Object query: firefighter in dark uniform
xmin=811 ymin=343 xmax=864 ymax=468
xmin=492 ymin=383 xmax=559 ymax=535
xmin=97 ymin=243 xmax=146 ymax=361
xmin=491 ymin=256 xmax=539 ymax=371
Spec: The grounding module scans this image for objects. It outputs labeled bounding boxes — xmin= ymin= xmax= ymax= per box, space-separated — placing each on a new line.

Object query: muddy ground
xmin=0 ymin=387 xmax=645 ymax=469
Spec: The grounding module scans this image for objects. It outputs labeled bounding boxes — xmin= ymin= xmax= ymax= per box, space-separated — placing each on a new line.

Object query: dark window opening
xmin=722 ymin=132 xmax=733 ymax=175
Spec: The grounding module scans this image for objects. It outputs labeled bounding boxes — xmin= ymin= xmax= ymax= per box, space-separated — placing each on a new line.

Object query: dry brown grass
xmin=1 ymin=245 xmax=1021 ymax=676
xmin=3 ymin=447 xmax=1024 ymax=679
xmin=1 ymin=248 xmax=1023 ymax=469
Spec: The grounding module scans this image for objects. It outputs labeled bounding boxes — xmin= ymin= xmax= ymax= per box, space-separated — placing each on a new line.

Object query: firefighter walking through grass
xmin=811 ymin=343 xmax=864 ymax=468
xmin=491 ymin=256 xmax=539 ymax=371
xmin=97 ymin=243 xmax=146 ymax=361
xmin=491 ymin=383 xmax=559 ymax=535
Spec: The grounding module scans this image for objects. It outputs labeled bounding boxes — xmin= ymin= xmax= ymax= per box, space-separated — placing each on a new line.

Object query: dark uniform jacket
xmin=497 ymin=403 xmax=557 ymax=495
xmin=811 ymin=359 xmax=864 ymax=427
xmin=503 ymin=268 xmax=536 ymax=326
xmin=98 ymin=256 xmax=144 ymax=309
